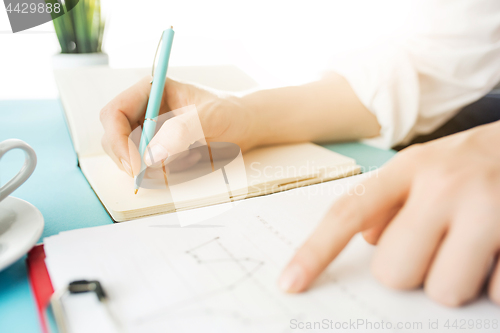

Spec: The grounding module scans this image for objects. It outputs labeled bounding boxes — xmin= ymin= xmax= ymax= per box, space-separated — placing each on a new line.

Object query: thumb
xmin=144 ymin=106 xmax=205 ymax=166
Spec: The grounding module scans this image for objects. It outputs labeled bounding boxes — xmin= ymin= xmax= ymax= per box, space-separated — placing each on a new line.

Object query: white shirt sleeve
xmin=331 ymin=0 xmax=500 ymax=149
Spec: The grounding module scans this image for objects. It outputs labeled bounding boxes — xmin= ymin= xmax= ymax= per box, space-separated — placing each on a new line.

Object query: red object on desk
xmin=26 ymin=245 xmax=54 ymax=333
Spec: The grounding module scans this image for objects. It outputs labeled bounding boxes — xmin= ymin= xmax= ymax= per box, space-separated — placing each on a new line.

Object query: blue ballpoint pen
xmin=134 ymin=27 xmax=175 ymax=194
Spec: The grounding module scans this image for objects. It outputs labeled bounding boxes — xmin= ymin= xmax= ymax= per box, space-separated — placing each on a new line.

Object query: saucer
xmin=0 ymin=196 xmax=44 ymax=271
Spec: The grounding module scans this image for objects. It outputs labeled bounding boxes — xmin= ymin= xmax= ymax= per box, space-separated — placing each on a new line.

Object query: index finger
xmin=278 ymin=156 xmax=413 ymax=293
xmin=100 ymin=76 xmax=152 ymax=175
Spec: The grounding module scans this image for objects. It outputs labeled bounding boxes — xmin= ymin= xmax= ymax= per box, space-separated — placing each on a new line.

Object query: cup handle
xmin=0 ymin=139 xmax=37 ymax=202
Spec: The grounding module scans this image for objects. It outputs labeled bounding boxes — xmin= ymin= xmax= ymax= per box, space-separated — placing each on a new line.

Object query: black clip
xmin=68 ymin=280 xmax=107 ymax=302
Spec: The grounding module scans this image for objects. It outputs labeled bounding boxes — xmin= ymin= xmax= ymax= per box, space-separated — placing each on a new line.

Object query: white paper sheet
xmin=44 ymin=174 xmax=500 ymax=333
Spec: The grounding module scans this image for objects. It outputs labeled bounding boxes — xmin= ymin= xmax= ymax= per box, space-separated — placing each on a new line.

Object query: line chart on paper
xmin=130 ymin=232 xmax=296 ymax=331
xmin=185 ymin=237 xmax=265 ymax=290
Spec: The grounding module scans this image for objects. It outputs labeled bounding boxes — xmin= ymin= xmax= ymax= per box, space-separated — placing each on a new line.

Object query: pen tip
xmin=134 ymin=189 xmax=138 ymax=195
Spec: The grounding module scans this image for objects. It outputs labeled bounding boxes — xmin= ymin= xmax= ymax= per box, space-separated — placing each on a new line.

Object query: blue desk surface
xmin=0 ymin=99 xmax=395 ymax=333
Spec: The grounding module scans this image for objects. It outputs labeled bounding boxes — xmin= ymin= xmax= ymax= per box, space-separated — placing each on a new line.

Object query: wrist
xmin=226 ymin=94 xmax=264 ymax=151
xmin=237 ymin=89 xmax=282 ymax=149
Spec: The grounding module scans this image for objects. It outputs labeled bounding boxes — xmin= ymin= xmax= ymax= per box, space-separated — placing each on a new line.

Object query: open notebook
xmin=54 ymin=66 xmax=360 ymax=221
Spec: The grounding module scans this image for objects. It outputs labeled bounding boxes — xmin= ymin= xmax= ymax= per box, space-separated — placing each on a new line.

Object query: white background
xmin=0 ymin=0 xmax=411 ymax=100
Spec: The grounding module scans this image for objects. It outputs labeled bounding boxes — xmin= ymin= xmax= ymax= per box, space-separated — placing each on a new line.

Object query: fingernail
xmin=144 ymin=144 xmax=169 ymax=166
xmin=120 ymin=158 xmax=133 ymax=177
xmin=278 ymin=263 xmax=305 ymax=293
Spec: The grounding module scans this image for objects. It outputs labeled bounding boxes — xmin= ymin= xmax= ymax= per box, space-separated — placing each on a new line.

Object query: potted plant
xmin=51 ymin=0 xmax=107 ymax=69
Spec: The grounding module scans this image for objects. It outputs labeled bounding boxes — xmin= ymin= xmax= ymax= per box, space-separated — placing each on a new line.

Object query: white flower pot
xmin=52 ymin=53 xmax=109 ymax=69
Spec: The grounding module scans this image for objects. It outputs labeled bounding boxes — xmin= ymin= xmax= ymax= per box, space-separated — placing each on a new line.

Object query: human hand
xmin=279 ymin=121 xmax=500 ymax=307
xmin=99 ymin=76 xmax=257 ymax=177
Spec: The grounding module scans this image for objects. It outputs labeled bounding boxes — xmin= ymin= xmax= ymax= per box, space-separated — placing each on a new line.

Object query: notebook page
xmin=54 ymin=65 xmax=260 ymax=158
xmin=54 ymin=67 xmax=149 ymax=158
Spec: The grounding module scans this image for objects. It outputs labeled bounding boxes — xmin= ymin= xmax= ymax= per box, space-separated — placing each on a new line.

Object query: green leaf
xmin=51 ymin=0 xmax=104 ymax=54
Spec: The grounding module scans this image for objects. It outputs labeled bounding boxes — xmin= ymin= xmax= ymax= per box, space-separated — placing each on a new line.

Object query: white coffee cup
xmin=0 ymin=139 xmax=37 ymax=202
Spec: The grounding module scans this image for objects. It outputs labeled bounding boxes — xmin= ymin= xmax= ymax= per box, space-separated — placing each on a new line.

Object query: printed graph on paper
xmin=132 ymin=233 xmax=296 ymax=331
